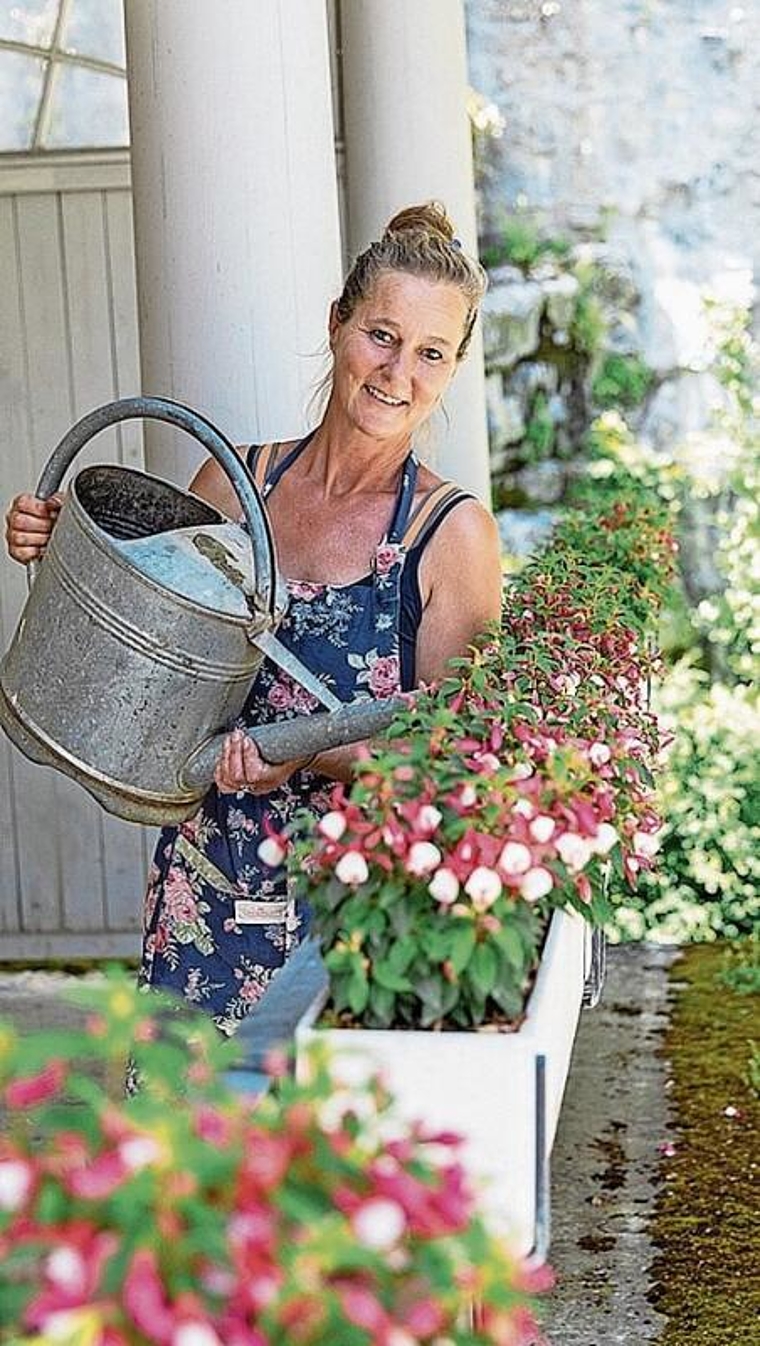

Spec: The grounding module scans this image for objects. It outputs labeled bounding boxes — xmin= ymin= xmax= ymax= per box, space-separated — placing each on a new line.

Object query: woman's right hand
xmin=4 ymin=493 xmax=63 ymax=563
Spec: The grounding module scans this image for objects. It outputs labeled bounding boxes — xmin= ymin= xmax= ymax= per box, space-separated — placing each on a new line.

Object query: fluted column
xmin=124 ymin=0 xmax=342 ymax=484
xmin=340 ymin=0 xmax=491 ymax=501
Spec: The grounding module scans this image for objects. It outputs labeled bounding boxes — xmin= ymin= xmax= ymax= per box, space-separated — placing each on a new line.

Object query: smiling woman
xmin=5 ymin=200 xmax=502 ymax=1036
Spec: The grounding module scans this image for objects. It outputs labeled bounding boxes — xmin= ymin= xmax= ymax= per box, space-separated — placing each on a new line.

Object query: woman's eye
xmin=422 ymin=348 xmax=444 ymax=362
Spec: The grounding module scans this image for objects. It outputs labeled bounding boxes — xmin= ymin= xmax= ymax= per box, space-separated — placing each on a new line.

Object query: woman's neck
xmin=300 ymin=404 xmax=413 ymax=497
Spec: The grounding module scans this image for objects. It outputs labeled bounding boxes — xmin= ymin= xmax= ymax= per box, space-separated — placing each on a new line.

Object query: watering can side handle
xmin=29 ymin=396 xmax=278 ymax=618
xmin=180 ymin=697 xmax=407 ymax=793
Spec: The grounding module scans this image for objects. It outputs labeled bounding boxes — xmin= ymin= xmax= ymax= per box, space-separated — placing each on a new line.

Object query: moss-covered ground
xmin=649 ymin=943 xmax=759 ymax=1344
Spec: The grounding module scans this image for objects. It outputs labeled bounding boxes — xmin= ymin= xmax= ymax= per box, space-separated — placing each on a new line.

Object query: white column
xmin=124 ymin=0 xmax=342 ymax=485
xmin=340 ymin=0 xmax=490 ymax=501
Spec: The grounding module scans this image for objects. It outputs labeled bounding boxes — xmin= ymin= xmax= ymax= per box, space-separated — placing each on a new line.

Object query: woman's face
xmin=328 ymin=270 xmax=469 ymax=444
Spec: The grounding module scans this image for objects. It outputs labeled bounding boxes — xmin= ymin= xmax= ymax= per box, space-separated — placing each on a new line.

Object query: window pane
xmin=61 ymin=0 xmax=125 ymax=67
xmin=0 ymin=48 xmax=45 ymax=150
xmin=43 ymin=60 xmax=128 ymax=148
xmin=0 ymin=0 xmax=60 ymax=48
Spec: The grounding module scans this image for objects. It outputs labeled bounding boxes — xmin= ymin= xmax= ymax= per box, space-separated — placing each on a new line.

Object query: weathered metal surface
xmin=0 ymin=397 xmax=405 ymax=826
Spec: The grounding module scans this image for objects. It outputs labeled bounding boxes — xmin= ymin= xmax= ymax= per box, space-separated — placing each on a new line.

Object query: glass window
xmin=43 ymin=60 xmax=128 ymax=149
xmin=0 ymin=48 xmax=45 ymax=150
xmin=61 ymin=0 xmax=125 ymax=68
xmin=0 ymin=0 xmax=60 ymax=49
xmin=0 ymin=0 xmax=128 ymax=152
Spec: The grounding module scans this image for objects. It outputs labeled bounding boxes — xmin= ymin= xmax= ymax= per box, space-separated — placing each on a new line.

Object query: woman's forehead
xmin=357 ymin=271 xmax=468 ymax=329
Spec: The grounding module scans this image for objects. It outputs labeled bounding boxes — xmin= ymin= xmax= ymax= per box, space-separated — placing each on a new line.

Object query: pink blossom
xmin=367 ymin=653 xmax=400 ymax=698
xmin=406 ymin=841 xmax=442 ymax=877
xmin=512 ymin=798 xmax=534 ymax=819
xmin=352 ymin=1196 xmax=407 ymax=1250
xmin=335 ymin=851 xmax=369 ymax=886
xmin=318 ymin=810 xmax=347 ymax=841
xmin=464 ymin=866 xmax=502 ymax=910
xmin=45 ymin=1246 xmax=87 ymax=1295
xmin=66 ymin=1150 xmax=129 ymax=1200
xmin=428 ymin=868 xmax=460 ymax=905
xmin=266 ymin=680 xmax=294 ymax=711
xmin=122 ymin=1247 xmax=175 ymax=1345
xmin=633 ymin=829 xmax=661 ymax=858
xmin=458 ymin=784 xmax=478 ymax=808
xmin=338 ymin=1284 xmax=390 ymax=1334
xmin=5 ymin=1058 xmax=66 ymax=1110
xmin=520 ymin=867 xmax=554 ymax=903
xmin=498 ymin=842 xmax=532 ymax=876
xmin=374 ymin=541 xmax=404 ymax=575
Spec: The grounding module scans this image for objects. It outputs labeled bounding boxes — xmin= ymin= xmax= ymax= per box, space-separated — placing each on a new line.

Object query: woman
xmin=5 ymin=202 xmax=502 ymax=1035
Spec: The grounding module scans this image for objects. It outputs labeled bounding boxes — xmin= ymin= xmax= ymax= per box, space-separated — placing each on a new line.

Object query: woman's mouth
xmin=365 ymin=384 xmax=407 ymax=407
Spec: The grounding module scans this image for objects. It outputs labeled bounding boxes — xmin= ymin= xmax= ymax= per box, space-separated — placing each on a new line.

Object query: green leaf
xmin=495 ymin=923 xmax=527 ymax=973
xmin=469 ymin=943 xmax=498 ymax=997
xmin=371 ymin=961 xmax=413 ymax=993
xmin=347 ymin=965 xmax=369 ymax=1016
xmin=448 ymin=923 xmax=477 ymax=973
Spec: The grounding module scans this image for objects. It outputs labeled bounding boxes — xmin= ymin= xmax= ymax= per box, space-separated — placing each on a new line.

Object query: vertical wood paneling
xmin=0 ymin=198 xmax=26 ymax=932
xmin=0 ymin=173 xmax=148 ymax=956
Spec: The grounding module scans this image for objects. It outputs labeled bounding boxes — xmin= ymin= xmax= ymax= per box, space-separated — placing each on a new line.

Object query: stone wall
xmin=465 ymin=0 xmax=759 ymax=529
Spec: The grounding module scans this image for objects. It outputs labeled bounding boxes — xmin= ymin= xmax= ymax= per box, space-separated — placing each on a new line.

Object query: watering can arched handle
xmin=30 ymin=396 xmax=278 ymax=618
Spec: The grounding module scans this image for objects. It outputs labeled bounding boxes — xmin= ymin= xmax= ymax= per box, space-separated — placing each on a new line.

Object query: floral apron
xmin=140 ymin=439 xmax=420 ymax=1035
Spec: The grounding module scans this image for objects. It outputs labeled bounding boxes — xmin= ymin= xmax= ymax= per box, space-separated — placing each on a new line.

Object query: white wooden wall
xmin=0 ymin=151 xmax=150 ymax=959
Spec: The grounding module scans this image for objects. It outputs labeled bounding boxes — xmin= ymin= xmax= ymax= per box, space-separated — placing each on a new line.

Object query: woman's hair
xmin=334 ymin=201 xmax=487 ymax=361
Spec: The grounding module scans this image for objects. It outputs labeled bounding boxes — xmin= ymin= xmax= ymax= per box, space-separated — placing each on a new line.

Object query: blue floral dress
xmin=140 ymin=438 xmax=425 ymax=1035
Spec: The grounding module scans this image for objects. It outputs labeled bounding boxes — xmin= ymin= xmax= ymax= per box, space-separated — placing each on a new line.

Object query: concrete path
xmin=0 ymin=946 xmax=678 ymax=1343
xmin=544 ymin=943 xmax=678 ymax=1344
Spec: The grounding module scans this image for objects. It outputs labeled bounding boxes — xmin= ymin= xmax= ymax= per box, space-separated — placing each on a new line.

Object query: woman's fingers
xmin=4 ymin=494 xmax=60 ymax=562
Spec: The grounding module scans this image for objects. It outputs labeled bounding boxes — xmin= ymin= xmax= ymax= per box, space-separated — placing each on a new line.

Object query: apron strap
xmin=400 ymin=482 xmax=472 ymax=550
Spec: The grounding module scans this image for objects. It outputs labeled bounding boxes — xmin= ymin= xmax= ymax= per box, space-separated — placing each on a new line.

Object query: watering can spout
xmin=180 ymin=697 xmax=406 ymax=793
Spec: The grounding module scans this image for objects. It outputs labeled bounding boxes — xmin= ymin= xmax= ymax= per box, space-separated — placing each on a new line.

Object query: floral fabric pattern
xmin=140 ymin=452 xmax=419 ymax=1035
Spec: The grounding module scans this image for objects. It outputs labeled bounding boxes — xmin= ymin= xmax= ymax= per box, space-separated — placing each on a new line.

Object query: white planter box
xmin=296 ymin=909 xmax=592 ymax=1258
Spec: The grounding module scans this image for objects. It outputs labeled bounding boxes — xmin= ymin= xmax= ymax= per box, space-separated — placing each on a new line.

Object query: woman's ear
xmin=328 ymin=300 xmax=341 ymax=350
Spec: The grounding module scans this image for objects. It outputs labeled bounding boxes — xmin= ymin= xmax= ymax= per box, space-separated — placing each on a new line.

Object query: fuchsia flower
xmin=4 ymin=1058 xmax=66 ymax=1110
xmin=335 ymin=851 xmax=369 ymax=886
xmin=465 ymin=867 xmax=503 ymax=910
xmin=0 ymin=1157 xmax=34 ymax=1210
xmin=406 ymin=841 xmax=442 ymax=877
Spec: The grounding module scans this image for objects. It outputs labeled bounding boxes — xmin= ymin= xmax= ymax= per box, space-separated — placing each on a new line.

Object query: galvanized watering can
xmin=0 ymin=397 xmax=403 ymax=824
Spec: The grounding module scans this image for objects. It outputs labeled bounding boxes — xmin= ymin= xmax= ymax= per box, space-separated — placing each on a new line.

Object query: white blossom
xmin=591 ymin=822 xmax=619 ymax=856
xmin=46 ymin=1247 xmax=85 ymax=1293
xmin=529 ymin=814 xmax=556 ymax=844
xmin=464 ymin=866 xmax=503 ymax=909
xmin=335 ymin=851 xmax=369 ymax=886
xmin=417 ymin=804 xmax=442 ymax=834
xmin=257 ymin=836 xmax=286 ymax=868
xmin=498 ymin=841 xmax=532 ymax=875
xmin=588 ymin=741 xmax=612 ymax=767
xmin=520 ymin=867 xmax=554 ymax=903
xmin=0 ymin=1159 xmax=32 ymax=1211
xmin=318 ymin=810 xmax=347 ymax=842
xmin=407 ymin=841 xmax=443 ymax=877
xmin=556 ymin=832 xmax=593 ymax=873
xmin=353 ymin=1197 xmax=407 ymax=1250
xmin=428 ymin=868 xmax=460 ymax=905
xmin=173 ymin=1324 xmax=223 ymax=1346
xmin=633 ymin=830 xmax=661 ymax=858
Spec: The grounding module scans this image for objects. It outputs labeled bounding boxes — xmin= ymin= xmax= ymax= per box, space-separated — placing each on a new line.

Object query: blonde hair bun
xmin=383 ymin=201 xmax=456 ymax=245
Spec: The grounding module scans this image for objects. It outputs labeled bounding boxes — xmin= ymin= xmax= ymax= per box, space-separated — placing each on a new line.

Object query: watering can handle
xmin=181 ymin=697 xmax=406 ymax=792
xmin=29 ymin=396 xmax=278 ymax=618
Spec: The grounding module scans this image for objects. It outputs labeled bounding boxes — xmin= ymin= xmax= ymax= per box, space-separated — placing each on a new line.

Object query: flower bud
xmin=529 ymin=814 xmax=555 ymax=844
xmin=417 ymin=804 xmax=442 ymax=834
xmin=318 ymin=810 xmax=347 ymax=842
xmin=591 ymin=822 xmax=619 ymax=855
xmin=407 ymin=841 xmax=442 ymax=877
xmin=428 ymin=868 xmax=460 ymax=905
xmin=335 ymin=851 xmax=369 ymax=886
xmin=519 ymin=867 xmax=554 ymax=903
xmin=257 ymin=837 xmax=286 ymax=868
xmin=464 ymin=866 xmax=502 ymax=909
xmin=498 ymin=841 xmax=532 ymax=875
xmin=556 ymin=832 xmax=593 ymax=873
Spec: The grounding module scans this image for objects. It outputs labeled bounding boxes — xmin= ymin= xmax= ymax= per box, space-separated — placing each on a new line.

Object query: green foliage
xmin=717 ymin=939 xmax=760 ymax=996
xmin=568 ymin=263 xmax=607 ymax=358
xmin=610 ymin=666 xmax=760 ymax=943
xmin=592 ymin=352 xmax=654 ymax=409
xmin=481 ymin=212 xmax=571 ymax=271
xmin=522 ymin=390 xmax=555 ymax=460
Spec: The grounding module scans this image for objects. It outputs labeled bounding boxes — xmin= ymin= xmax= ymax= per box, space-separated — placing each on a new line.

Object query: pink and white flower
xmin=498 ymin=841 xmax=532 ymax=876
xmin=588 ymin=741 xmax=612 ymax=767
xmin=520 ymin=867 xmax=554 ymax=903
xmin=464 ymin=866 xmax=502 ymax=910
xmin=556 ymin=832 xmax=593 ymax=873
xmin=257 ymin=837 xmax=287 ymax=868
xmin=318 ymin=810 xmax=347 ymax=842
xmin=633 ymin=829 xmax=661 ymax=858
xmin=591 ymin=822 xmax=619 ymax=856
xmin=416 ymin=804 xmax=442 ymax=834
xmin=352 ymin=1196 xmax=407 ymax=1250
xmin=0 ymin=1157 xmax=33 ymax=1210
xmin=529 ymin=814 xmax=556 ymax=844
xmin=335 ymin=851 xmax=369 ymax=886
xmin=406 ymin=841 xmax=442 ymax=877
xmin=428 ymin=868 xmax=460 ymax=905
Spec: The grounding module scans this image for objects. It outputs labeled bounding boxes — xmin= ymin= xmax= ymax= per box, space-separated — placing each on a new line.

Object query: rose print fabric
xmin=139 ymin=440 xmax=421 ymax=1035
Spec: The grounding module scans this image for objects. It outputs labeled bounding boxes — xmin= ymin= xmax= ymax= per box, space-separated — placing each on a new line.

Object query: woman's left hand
xmin=214 ymin=728 xmax=307 ymax=795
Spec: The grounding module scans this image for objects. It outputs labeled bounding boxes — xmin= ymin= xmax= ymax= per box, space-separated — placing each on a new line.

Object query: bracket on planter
xmin=582 ymin=927 xmax=607 ymax=1009
xmin=530 ymin=1052 xmax=551 ymax=1263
